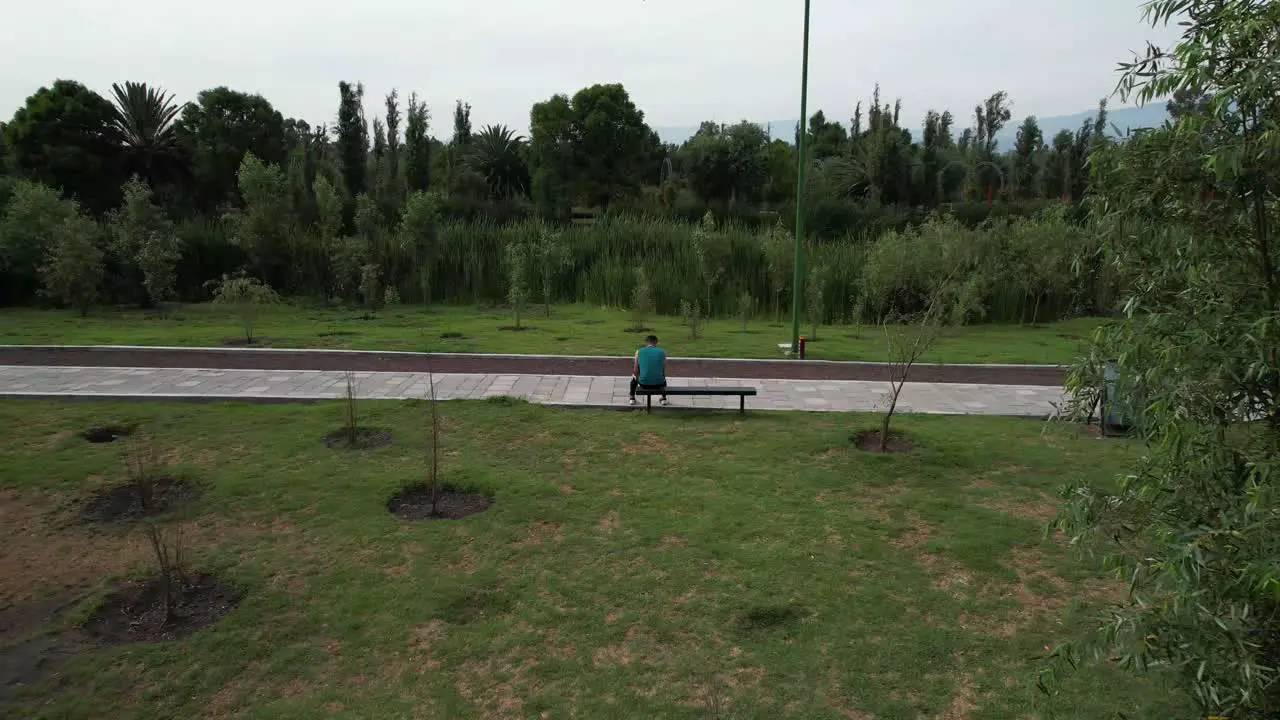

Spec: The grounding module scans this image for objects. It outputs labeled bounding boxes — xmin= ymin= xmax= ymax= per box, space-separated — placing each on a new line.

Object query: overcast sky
xmin=1 ymin=0 xmax=1180 ymax=139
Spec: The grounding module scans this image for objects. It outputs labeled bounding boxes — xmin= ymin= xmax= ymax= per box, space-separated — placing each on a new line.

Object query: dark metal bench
xmin=635 ymin=386 xmax=758 ymax=415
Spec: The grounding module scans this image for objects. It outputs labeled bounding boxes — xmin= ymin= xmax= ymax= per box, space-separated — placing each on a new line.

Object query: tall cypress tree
xmin=1011 ymin=116 xmax=1043 ymax=199
xmin=385 ymin=90 xmax=401 ymax=182
xmin=404 ymin=93 xmax=431 ymax=193
xmin=335 ymin=81 xmax=369 ymax=199
xmin=452 ymin=100 xmax=472 ymax=145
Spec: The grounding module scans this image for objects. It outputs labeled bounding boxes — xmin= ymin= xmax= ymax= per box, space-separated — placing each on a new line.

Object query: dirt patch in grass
xmin=496 ymin=326 xmax=537 ymax=332
xmin=220 ymin=337 xmax=273 ymax=347
xmin=592 ymin=643 xmax=633 ymax=667
xmin=513 ymin=521 xmax=565 ymax=547
xmin=1 ymin=491 xmax=145 ymax=614
xmin=597 ymin=509 xmax=621 ymax=533
xmin=386 ymin=484 xmax=494 ymax=521
xmin=80 ymin=477 xmax=202 ymax=523
xmin=439 ymin=331 xmax=466 ymax=339
xmin=889 ymin=514 xmax=973 ymax=598
xmin=80 ymin=425 xmax=133 ymax=443
xmin=852 ymin=429 xmax=914 ymax=454
xmin=456 ymin=650 xmax=537 ymax=720
xmin=956 ymin=545 xmax=1126 ymax=639
xmin=975 ymin=491 xmax=1059 ymax=523
xmin=83 ymin=572 xmax=243 ymax=645
xmin=621 ymin=432 xmax=671 ymax=454
xmin=939 ymin=674 xmax=980 ymax=719
xmin=321 ymin=428 xmax=393 ymax=450
xmin=624 ymin=326 xmax=653 ymax=333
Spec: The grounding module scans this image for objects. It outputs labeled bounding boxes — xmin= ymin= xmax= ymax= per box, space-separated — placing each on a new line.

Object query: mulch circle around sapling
xmin=322 ymin=428 xmax=394 ymax=450
xmin=496 ymin=326 xmax=536 ymax=332
xmin=624 ymin=327 xmax=653 ymax=333
xmin=83 ymin=573 xmax=243 ymax=645
xmin=81 ymin=425 xmax=133 ymax=444
xmin=852 ymin=429 xmax=914 ymax=454
xmin=80 ymin=478 xmax=202 ymax=523
xmin=387 ymin=484 xmax=494 ymax=520
xmin=220 ymin=337 xmax=271 ymax=347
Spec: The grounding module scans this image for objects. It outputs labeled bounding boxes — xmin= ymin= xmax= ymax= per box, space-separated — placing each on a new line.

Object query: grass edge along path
xmin=0 ymin=398 xmax=1186 ymax=719
xmin=0 ymin=304 xmax=1100 ymax=366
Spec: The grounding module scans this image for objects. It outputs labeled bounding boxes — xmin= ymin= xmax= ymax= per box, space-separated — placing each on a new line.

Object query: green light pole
xmin=789 ymin=0 xmax=812 ymax=356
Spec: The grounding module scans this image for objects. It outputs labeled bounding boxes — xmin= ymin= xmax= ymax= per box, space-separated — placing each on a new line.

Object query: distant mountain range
xmin=652 ymin=102 xmax=1172 ymax=150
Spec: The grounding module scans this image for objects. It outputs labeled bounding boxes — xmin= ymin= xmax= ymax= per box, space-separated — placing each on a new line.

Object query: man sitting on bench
xmin=629 ymin=335 xmax=668 ymax=406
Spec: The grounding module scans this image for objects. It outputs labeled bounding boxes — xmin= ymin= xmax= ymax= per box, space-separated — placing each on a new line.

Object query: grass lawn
xmin=0 ymin=304 xmax=1100 ymax=365
xmin=0 ymin=398 xmax=1186 ymax=719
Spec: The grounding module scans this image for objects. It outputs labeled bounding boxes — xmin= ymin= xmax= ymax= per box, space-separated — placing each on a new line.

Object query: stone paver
xmin=0 ymin=366 xmax=1064 ymax=417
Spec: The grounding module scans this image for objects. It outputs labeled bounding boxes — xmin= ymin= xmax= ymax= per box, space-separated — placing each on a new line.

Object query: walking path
xmin=0 ymin=365 xmax=1065 ymax=418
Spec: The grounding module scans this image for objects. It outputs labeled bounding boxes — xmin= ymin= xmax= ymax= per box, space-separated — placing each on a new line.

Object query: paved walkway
xmin=0 ymin=366 xmax=1064 ymax=417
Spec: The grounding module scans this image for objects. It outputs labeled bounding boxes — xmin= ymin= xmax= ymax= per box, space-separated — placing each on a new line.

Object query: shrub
xmin=207 ymin=273 xmax=280 ymax=344
xmin=629 ymin=266 xmax=654 ymax=332
xmin=737 ymin=291 xmax=753 ymax=332
xmin=505 ymin=241 xmax=529 ymax=328
xmin=39 ymin=212 xmax=104 ymax=316
xmin=680 ymin=298 xmax=703 ymax=340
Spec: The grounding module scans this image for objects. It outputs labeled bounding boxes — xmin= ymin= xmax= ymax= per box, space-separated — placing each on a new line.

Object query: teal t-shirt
xmin=637 ymin=345 xmax=666 ymax=385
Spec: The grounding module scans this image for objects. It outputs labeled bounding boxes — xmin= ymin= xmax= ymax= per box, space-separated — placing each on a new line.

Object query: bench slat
xmin=635 ymin=387 xmax=756 ymax=396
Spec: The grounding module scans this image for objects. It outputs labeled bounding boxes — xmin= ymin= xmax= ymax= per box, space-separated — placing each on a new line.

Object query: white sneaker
xmin=629 ymin=397 xmax=638 ymax=406
xmin=659 ymin=397 xmax=669 ymax=406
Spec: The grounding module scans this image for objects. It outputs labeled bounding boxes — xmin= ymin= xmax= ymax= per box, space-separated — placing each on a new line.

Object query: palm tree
xmin=108 ymin=82 xmax=185 ymax=184
xmin=466 ymin=125 xmax=531 ymax=200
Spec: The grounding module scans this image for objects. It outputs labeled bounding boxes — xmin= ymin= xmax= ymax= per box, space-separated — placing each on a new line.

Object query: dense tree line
xmin=0 ymin=75 xmax=1115 ymax=315
xmin=0 ymin=76 xmax=1108 ymax=227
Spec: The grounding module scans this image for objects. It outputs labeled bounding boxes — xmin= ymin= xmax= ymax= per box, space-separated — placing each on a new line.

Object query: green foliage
xmin=680 ymin=298 xmax=703 ymax=339
xmin=111 ymin=177 xmax=181 ymax=307
xmin=336 ymin=81 xmax=369 ymax=200
xmin=108 ymin=82 xmax=184 ymax=186
xmin=504 ymin=241 xmax=529 ymax=328
xmin=175 ymin=87 xmax=286 ymax=212
xmin=1011 ymin=116 xmax=1043 ymax=200
xmin=313 ymin=174 xmax=343 ymax=245
xmin=467 ymin=125 xmax=530 ymax=200
xmin=399 ymin=190 xmax=441 ymax=303
xmin=2 ymin=80 xmax=120 ymax=214
xmin=529 ymin=84 xmax=657 ymax=208
xmin=0 ymin=181 xmax=79 ymax=302
xmin=762 ymin=220 xmax=794 ymax=320
xmin=403 ymin=93 xmax=431 ymax=193
xmin=39 ymin=210 xmax=103 ymax=316
xmin=690 ymin=212 xmax=725 ymax=316
xmin=452 ymin=100 xmax=472 ymax=146
xmin=530 ymin=224 xmax=567 ymax=317
xmin=359 ymin=263 xmax=381 ymax=312
xmin=806 ymin=263 xmax=826 ymax=340
xmin=224 ymin=154 xmax=295 ymax=286
xmin=630 ymin=266 xmax=654 ymax=332
xmin=207 ymin=272 xmax=279 ymax=343
xmin=327 ymin=236 xmax=367 ymax=302
xmin=1048 ymin=2 xmax=1280 ymax=715
xmin=737 ymin=290 xmax=753 ymax=332
xmin=679 ymin=121 xmax=770 ymax=205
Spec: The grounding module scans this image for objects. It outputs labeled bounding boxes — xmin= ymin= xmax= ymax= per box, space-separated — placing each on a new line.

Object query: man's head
xmin=645 ymin=335 xmax=659 ymax=346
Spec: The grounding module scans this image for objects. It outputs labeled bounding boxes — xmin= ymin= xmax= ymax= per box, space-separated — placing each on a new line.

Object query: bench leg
xmin=646 ymin=394 xmax=652 ymax=414
xmin=740 ymin=395 xmax=745 ymax=416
